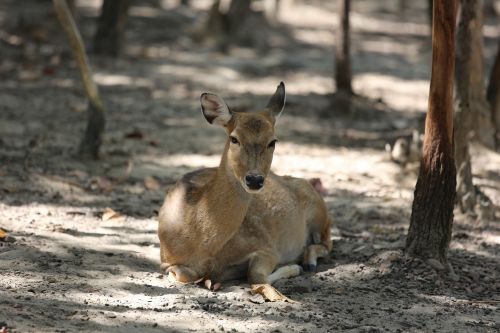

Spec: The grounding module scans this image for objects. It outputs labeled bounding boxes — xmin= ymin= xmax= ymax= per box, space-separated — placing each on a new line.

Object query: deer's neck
xmin=206 ymin=144 xmax=252 ymax=233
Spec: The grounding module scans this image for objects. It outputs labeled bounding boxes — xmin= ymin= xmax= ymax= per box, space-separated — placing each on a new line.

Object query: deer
xmin=158 ymin=82 xmax=332 ymax=299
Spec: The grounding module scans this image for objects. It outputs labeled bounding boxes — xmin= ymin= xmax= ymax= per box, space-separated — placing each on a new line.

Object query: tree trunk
xmin=66 ymin=0 xmax=76 ymax=14
xmin=406 ymin=0 xmax=457 ymax=264
xmin=201 ymin=0 xmax=270 ymax=52
xmin=457 ymin=0 xmax=495 ymax=148
xmin=53 ymin=0 xmax=106 ymax=159
xmin=335 ymin=0 xmax=352 ymax=94
xmin=93 ymin=0 xmax=130 ymax=57
xmin=454 ymin=107 xmax=475 ymax=213
xmin=454 ymin=0 xmax=477 ymax=213
xmin=470 ymin=1 xmax=495 ymax=148
xmin=227 ymin=0 xmax=252 ymax=33
xmin=487 ymin=40 xmax=500 ymax=147
xmin=428 ymin=0 xmax=433 ymax=28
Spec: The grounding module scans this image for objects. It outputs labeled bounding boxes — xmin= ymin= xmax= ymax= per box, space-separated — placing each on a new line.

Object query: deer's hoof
xmin=302 ymin=264 xmax=316 ymax=272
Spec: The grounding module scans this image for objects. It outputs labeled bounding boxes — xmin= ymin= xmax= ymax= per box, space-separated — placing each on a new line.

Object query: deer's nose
xmin=245 ymin=173 xmax=265 ymax=190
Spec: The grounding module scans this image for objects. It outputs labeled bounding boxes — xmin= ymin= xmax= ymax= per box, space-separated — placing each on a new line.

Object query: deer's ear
xmin=200 ymin=93 xmax=232 ymax=126
xmin=266 ymin=82 xmax=286 ymax=119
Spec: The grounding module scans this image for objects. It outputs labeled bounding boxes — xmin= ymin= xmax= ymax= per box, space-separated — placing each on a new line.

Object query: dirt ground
xmin=1 ymin=0 xmax=499 ymax=332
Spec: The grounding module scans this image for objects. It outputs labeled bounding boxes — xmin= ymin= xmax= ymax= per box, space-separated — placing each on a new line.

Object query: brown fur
xmin=158 ymin=83 xmax=332 ymax=285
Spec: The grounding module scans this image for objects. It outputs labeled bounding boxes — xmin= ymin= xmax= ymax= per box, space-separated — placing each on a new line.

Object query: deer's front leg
xmin=247 ymin=250 xmax=279 ymax=284
xmin=248 ymin=250 xmax=301 ymax=302
xmin=247 ymin=250 xmax=303 ymax=284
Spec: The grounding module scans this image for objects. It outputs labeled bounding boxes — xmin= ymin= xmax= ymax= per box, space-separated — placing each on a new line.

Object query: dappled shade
xmin=0 ymin=0 xmax=499 ymax=332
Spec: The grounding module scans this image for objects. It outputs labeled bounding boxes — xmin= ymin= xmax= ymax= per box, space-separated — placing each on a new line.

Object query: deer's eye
xmin=268 ymin=139 xmax=277 ymax=149
xmin=230 ymin=136 xmax=240 ymax=145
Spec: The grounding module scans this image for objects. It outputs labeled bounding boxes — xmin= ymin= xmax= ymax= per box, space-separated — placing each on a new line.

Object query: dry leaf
xmin=148 ymin=139 xmax=160 ymax=147
xmin=42 ymin=66 xmax=56 ymax=76
xmin=309 ymin=178 xmax=328 ymax=195
xmin=0 ymin=229 xmax=15 ymax=243
xmin=144 ymin=176 xmax=160 ymax=191
xmin=96 ymin=176 xmax=114 ymax=192
xmin=248 ymin=293 xmax=265 ymax=304
xmin=250 ymin=284 xmax=297 ymax=303
xmin=31 ymin=29 xmax=48 ymax=42
xmin=102 ymin=207 xmax=121 ymax=221
xmin=124 ymin=129 xmax=144 ymax=139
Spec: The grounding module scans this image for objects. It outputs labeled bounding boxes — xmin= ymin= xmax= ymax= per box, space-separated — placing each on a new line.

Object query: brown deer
xmin=158 ymin=82 xmax=331 ymax=298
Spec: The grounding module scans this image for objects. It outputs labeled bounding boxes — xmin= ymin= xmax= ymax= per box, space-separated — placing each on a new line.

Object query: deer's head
xmin=200 ymin=82 xmax=286 ymax=193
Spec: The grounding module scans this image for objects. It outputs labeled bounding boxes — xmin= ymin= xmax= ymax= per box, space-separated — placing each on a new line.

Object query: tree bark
xmin=470 ymin=0 xmax=495 ymax=148
xmin=454 ymin=0 xmax=477 ymax=212
xmin=93 ymin=0 xmax=130 ymax=57
xmin=226 ymin=0 xmax=252 ymax=40
xmin=201 ymin=0 xmax=270 ymax=52
xmin=53 ymin=0 xmax=106 ymax=159
xmin=335 ymin=0 xmax=352 ymax=94
xmin=227 ymin=0 xmax=252 ymax=23
xmin=406 ymin=0 xmax=457 ymax=264
xmin=487 ymin=40 xmax=500 ymax=147
xmin=428 ymin=0 xmax=433 ymax=28
xmin=457 ymin=0 xmax=495 ymax=148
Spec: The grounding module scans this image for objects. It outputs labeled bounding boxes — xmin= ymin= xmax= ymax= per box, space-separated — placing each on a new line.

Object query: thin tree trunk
xmin=335 ymin=0 xmax=352 ymax=94
xmin=428 ymin=0 xmax=433 ymax=28
xmin=202 ymin=0 xmax=268 ymax=52
xmin=454 ymin=0 xmax=477 ymax=213
xmin=53 ymin=0 xmax=106 ymax=159
xmin=466 ymin=0 xmax=495 ymax=148
xmin=406 ymin=0 xmax=457 ymax=264
xmin=66 ymin=0 xmax=76 ymax=14
xmin=93 ymin=0 xmax=130 ymax=57
xmin=487 ymin=40 xmax=500 ymax=147
xmin=227 ymin=0 xmax=252 ymax=32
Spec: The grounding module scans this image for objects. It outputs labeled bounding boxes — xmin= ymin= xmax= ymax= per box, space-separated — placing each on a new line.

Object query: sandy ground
xmin=1 ymin=0 xmax=499 ymax=332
